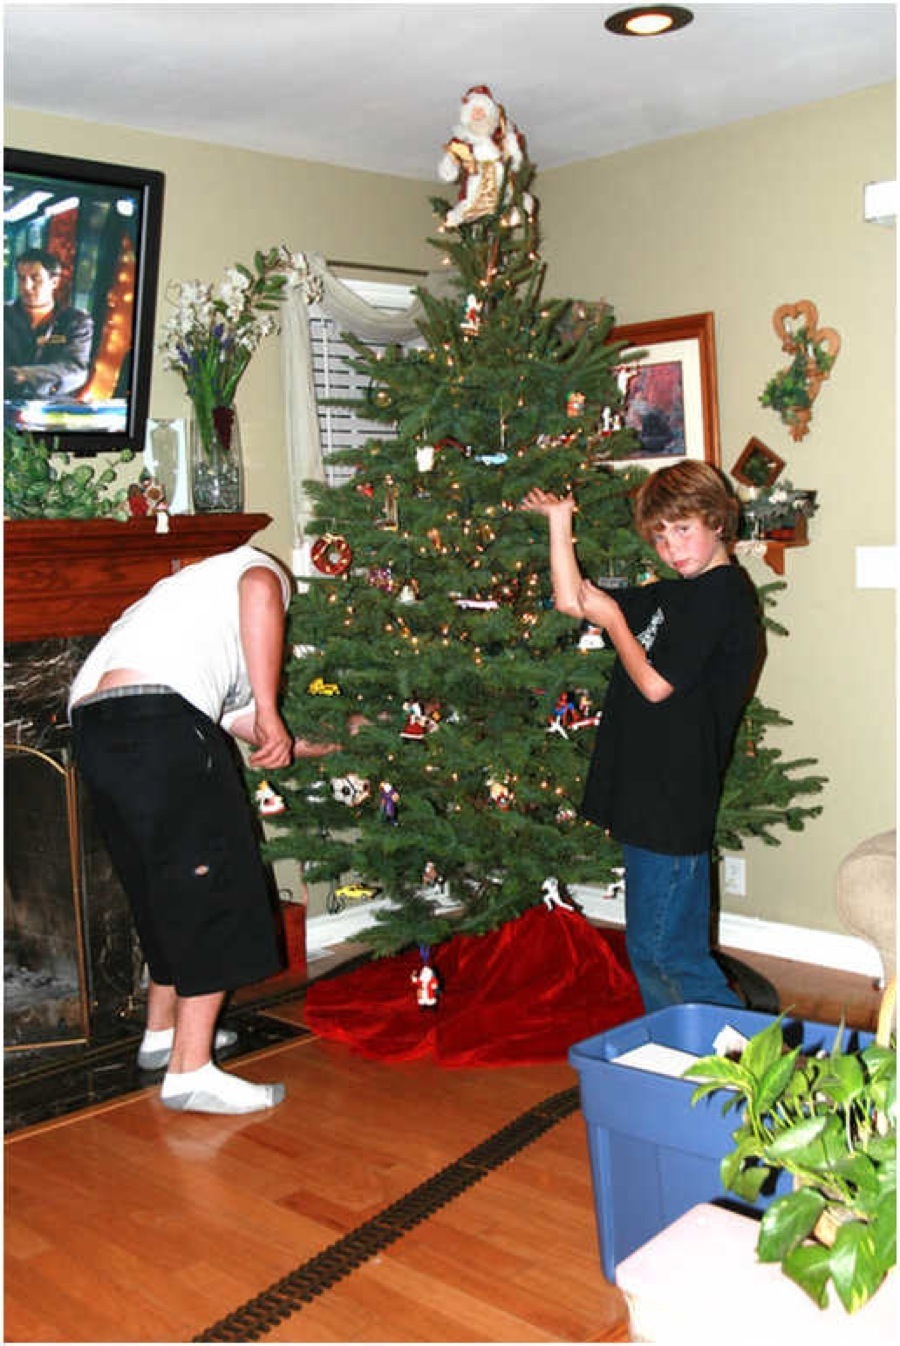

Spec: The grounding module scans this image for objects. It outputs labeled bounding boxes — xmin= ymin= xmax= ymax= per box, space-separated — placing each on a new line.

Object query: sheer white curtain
xmin=281 ymin=253 xmax=450 ymax=573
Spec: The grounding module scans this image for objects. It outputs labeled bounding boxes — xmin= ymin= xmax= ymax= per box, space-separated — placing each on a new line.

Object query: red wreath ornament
xmin=311 ymin=533 xmax=353 ymax=576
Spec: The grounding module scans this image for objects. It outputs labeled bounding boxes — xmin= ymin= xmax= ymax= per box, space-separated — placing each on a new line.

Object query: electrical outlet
xmin=722 ymin=855 xmax=746 ymax=897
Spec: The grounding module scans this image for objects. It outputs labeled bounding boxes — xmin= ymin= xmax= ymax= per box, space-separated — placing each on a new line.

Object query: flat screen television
xmin=4 ymin=148 xmax=164 ymax=456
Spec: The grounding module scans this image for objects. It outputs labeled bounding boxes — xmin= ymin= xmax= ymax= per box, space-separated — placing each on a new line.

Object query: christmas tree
xmin=266 ymin=90 xmax=824 ymax=959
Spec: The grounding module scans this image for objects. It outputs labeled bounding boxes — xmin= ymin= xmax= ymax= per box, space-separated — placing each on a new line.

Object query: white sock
xmin=160 ymin=1061 xmax=284 ymax=1113
xmin=141 ymin=1028 xmax=175 ymax=1050
xmin=141 ymin=1025 xmax=236 ymax=1051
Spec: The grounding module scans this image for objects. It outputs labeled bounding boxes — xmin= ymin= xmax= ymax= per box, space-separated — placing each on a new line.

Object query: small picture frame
xmin=731 ymin=437 xmax=785 ymax=489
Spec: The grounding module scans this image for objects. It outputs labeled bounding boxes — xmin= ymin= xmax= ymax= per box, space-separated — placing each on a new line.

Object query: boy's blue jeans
xmin=621 ymin=844 xmax=743 ymax=1013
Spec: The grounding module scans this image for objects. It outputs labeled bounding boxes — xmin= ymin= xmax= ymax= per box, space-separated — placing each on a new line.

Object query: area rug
xmin=304 ymin=903 xmax=645 ymax=1066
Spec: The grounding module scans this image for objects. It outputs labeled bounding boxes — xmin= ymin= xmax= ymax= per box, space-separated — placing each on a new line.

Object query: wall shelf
xmin=761 ymin=537 xmax=809 ymax=575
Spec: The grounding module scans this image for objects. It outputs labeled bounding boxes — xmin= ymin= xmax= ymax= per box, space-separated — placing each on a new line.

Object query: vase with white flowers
xmin=159 ymin=245 xmax=306 ymax=512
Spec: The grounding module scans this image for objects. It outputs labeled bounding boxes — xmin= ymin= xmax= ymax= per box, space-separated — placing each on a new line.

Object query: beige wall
xmin=7 ymin=86 xmax=896 ymax=938
xmin=541 ymin=83 xmax=897 ymax=935
xmin=5 ymin=107 xmax=437 ymax=565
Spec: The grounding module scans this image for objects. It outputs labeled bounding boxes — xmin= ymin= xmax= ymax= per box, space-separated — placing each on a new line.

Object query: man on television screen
xmin=4 ymin=247 xmax=93 ymax=400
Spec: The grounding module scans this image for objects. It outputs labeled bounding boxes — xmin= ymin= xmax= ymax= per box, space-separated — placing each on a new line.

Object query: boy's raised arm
xmin=520 ymin=489 xmax=584 ymax=617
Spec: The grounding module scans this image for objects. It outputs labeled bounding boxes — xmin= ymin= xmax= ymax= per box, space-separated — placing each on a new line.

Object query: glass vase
xmin=189 ymin=404 xmax=244 ymax=513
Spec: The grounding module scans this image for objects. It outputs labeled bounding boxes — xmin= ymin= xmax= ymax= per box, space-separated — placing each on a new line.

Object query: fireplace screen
xmin=4 ymin=745 xmax=90 ymax=1048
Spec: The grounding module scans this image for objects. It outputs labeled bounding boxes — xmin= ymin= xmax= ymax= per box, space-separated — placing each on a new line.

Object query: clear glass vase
xmin=189 ymin=404 xmax=244 ymax=513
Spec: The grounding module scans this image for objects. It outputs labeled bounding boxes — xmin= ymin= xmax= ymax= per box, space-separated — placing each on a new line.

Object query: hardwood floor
xmin=3 ymin=949 xmax=884 ymax=1344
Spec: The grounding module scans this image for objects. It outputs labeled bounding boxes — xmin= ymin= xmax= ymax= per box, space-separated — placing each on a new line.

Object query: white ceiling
xmin=4 ymin=2 xmax=897 ymax=179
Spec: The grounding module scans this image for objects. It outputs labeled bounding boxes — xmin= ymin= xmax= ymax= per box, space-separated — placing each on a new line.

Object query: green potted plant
xmin=4 ymin=425 xmax=134 ymax=519
xmin=684 ymin=982 xmax=896 ymax=1314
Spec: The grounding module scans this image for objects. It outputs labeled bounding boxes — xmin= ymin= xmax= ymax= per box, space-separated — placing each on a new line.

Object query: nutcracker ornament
xmin=411 ymin=945 xmax=440 ymax=1009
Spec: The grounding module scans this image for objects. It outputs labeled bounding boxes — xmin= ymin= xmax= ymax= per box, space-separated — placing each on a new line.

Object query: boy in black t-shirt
xmin=522 ymin=461 xmax=761 ymax=1012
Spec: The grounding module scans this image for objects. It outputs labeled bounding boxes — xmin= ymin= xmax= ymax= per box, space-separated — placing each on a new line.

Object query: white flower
xmin=158 ymin=245 xmax=306 ymax=421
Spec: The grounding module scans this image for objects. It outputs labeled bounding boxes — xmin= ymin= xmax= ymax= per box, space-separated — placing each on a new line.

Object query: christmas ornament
xmin=308 ymin=675 xmax=342 ymax=696
xmin=367 ymin=565 xmax=395 ymax=594
xmin=548 ymin=691 xmax=578 ymax=737
xmin=453 ymin=596 xmax=499 ymax=610
xmin=570 ymin=690 xmax=601 ymax=731
xmin=331 ymin=774 xmax=370 ymax=806
xmin=461 ymin=292 xmax=482 ymax=336
xmin=411 ymin=945 xmax=440 ymax=1008
xmin=400 ymin=696 xmax=438 ymax=742
xmin=438 ymin=85 xmax=533 ymax=228
xmin=397 ymin=579 xmax=419 ymax=605
xmin=421 ymin=861 xmax=448 ymax=898
xmin=548 ymin=689 xmax=600 ymax=735
xmin=567 ymin=391 xmax=586 ymax=418
xmin=376 ymin=477 xmax=399 ymax=531
xmin=379 ymin=780 xmax=400 ymax=823
xmin=541 ymin=877 xmax=577 ymax=912
xmin=487 ymin=776 xmax=514 ymax=810
xmin=415 ymin=444 xmax=436 ymax=472
xmin=598 ymin=406 xmax=622 ymax=436
xmin=330 ymin=879 xmax=382 ymax=910
xmin=311 ymin=533 xmax=353 ymax=576
xmin=254 ymin=779 xmax=286 ymax=817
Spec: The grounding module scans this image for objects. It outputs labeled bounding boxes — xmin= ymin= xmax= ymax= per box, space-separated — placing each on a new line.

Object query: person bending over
xmin=69 ymin=545 xmax=332 ymax=1115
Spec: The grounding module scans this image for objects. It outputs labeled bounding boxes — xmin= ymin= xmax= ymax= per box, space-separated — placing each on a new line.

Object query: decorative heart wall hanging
xmin=760 ymin=300 xmax=841 ymax=441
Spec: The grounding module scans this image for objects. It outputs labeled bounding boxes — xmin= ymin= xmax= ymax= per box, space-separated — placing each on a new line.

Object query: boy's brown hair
xmin=632 ymin=460 xmax=740 ymax=544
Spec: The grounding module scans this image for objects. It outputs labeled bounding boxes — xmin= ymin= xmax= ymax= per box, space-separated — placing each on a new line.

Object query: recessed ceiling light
xmin=605 ymin=7 xmax=694 ymax=37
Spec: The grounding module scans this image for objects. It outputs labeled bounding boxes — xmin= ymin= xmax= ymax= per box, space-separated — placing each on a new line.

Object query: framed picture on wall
xmin=731 ymin=436 xmax=785 ymax=488
xmin=607 ymin=311 xmax=721 ymax=467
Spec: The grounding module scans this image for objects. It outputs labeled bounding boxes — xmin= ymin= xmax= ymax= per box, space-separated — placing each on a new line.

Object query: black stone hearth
xmin=3 ymin=1002 xmax=311 ymax=1133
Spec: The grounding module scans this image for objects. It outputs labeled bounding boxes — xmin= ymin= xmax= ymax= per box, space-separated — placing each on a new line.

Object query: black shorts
xmin=71 ymin=691 xmax=282 ymax=996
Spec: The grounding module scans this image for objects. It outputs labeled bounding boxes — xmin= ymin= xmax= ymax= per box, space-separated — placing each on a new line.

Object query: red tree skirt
xmin=304 ymin=904 xmax=645 ymax=1066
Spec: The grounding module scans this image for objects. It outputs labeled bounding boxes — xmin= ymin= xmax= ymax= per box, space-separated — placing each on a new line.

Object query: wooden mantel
xmin=4 ymin=513 xmax=273 ymax=643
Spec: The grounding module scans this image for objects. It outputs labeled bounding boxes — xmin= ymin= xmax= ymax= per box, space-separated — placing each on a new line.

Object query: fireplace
xmin=3 ymin=513 xmax=273 ymax=1051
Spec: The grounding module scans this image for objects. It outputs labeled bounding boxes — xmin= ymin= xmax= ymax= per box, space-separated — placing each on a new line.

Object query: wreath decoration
xmin=311 ymin=533 xmax=353 ymax=576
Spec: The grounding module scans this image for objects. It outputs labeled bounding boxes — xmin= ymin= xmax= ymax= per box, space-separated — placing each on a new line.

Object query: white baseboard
xmin=569 ymin=885 xmax=883 ymax=980
xmin=306 ymin=898 xmax=395 ymax=956
xmin=306 ymin=886 xmax=883 ymax=981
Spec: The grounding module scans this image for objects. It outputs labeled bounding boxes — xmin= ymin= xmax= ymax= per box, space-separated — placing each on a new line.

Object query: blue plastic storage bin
xmin=568 ymin=1003 xmax=872 ymax=1283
